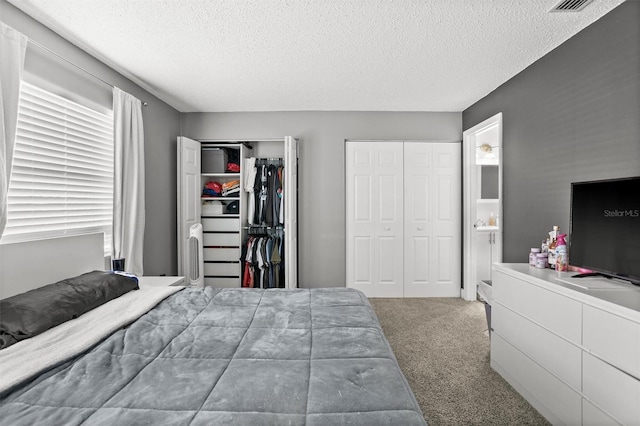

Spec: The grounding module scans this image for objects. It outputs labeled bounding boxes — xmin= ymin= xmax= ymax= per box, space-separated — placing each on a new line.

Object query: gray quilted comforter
xmin=0 ymin=287 xmax=427 ymax=425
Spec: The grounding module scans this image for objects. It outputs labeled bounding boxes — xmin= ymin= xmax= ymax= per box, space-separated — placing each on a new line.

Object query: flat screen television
xmin=569 ymin=176 xmax=640 ymax=286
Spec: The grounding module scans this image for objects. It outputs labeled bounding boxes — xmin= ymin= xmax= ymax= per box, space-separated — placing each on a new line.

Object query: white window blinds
xmin=3 ymin=81 xmax=114 ymax=254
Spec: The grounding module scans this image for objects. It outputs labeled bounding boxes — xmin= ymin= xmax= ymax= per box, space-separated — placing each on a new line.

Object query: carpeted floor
xmin=369 ymin=298 xmax=551 ymax=425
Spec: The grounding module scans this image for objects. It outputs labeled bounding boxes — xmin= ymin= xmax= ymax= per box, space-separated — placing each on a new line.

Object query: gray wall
xmin=182 ymin=112 xmax=461 ymax=287
xmin=463 ymin=1 xmax=640 ymax=264
xmin=2 ymin=0 xmax=182 ymax=276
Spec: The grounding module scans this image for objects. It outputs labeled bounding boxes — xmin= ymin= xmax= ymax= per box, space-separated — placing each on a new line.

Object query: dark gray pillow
xmin=0 ymin=271 xmax=139 ymax=350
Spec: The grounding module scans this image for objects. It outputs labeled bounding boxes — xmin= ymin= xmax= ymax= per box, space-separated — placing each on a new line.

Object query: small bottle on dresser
xmin=555 ymin=234 xmax=569 ymax=272
xmin=529 ymin=248 xmax=541 ymax=266
xmin=547 ymin=226 xmax=559 ymax=269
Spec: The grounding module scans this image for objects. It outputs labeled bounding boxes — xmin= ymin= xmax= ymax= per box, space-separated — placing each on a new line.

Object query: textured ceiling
xmin=7 ymin=0 xmax=626 ymax=112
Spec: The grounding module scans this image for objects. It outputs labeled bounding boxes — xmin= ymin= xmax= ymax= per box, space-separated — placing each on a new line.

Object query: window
xmin=2 ymin=81 xmax=114 ymax=254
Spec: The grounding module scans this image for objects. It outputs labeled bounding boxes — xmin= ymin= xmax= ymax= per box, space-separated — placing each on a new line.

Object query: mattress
xmin=0 ymin=287 xmax=426 ymax=425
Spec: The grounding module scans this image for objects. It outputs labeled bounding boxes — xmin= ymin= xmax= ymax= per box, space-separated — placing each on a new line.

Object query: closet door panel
xmin=347 ymin=142 xmax=403 ymax=297
xmin=410 ymin=235 xmax=430 ymax=284
xmin=436 ymin=236 xmax=454 ymax=281
xmin=347 ymin=147 xmax=375 ymax=294
xmin=354 ymin=175 xmax=372 ymax=221
xmin=284 ymin=136 xmax=298 ymax=288
xmin=347 ymin=144 xmax=375 ymax=294
xmin=433 ymin=175 xmax=457 ymax=286
xmin=404 ymin=143 xmax=432 ymax=297
xmin=377 ymin=175 xmax=399 ymax=221
xmin=433 ymin=144 xmax=461 ymax=296
xmin=353 ymin=236 xmax=373 ymax=285
xmin=410 ymin=175 xmax=430 ymax=221
xmin=373 ymin=144 xmax=404 ymax=297
xmin=177 ymin=136 xmax=201 ymax=277
xmin=405 ymin=143 xmax=461 ymax=297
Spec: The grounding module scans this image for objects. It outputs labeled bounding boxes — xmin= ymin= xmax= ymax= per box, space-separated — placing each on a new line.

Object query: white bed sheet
xmin=0 ymin=285 xmax=183 ymax=394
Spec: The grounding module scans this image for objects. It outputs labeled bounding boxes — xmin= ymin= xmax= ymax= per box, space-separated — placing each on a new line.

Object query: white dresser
xmin=491 ymin=263 xmax=640 ymax=425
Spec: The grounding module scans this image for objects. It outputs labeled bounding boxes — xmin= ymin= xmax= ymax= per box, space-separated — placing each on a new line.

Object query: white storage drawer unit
xmin=491 ymin=263 xmax=640 ymax=426
xmin=582 ymin=398 xmax=619 ymax=426
xmin=583 ymin=304 xmax=640 ymax=378
xmin=492 ymin=302 xmax=581 ymax=390
xmin=204 ymin=277 xmax=240 ymax=288
xmin=203 ymin=233 xmax=239 ymax=247
xmin=583 ymin=352 xmax=640 ymax=425
xmin=204 ymin=263 xmax=240 ymax=277
xmin=493 ymin=269 xmax=581 ymax=344
xmin=204 ymin=248 xmax=240 ymax=262
xmin=491 ymin=333 xmax=582 ymax=425
xmin=202 ymin=218 xmax=240 ymax=232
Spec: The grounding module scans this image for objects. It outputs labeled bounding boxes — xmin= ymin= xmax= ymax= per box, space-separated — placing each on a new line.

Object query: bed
xmin=0 ymin=270 xmax=427 ymax=425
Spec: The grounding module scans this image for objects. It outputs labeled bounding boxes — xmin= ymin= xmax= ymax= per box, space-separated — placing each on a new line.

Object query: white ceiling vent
xmin=550 ymin=0 xmax=594 ymax=12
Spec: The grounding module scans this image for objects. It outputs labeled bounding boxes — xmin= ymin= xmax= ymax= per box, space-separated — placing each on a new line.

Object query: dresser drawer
xmin=203 ymin=233 xmax=240 ymax=247
xmin=493 ymin=303 xmax=581 ymax=390
xmin=582 ymin=398 xmax=619 ymax=426
xmin=204 ymin=277 xmax=240 ymax=288
xmin=204 ymin=247 xmax=240 ymax=262
xmin=493 ymin=269 xmax=582 ymax=344
xmin=204 ymin=262 xmax=240 ymax=277
xmin=583 ymin=304 xmax=640 ymax=379
xmin=491 ymin=333 xmax=581 ymax=425
xmin=202 ymin=217 xmax=239 ymax=232
xmin=583 ymin=352 xmax=640 ymax=425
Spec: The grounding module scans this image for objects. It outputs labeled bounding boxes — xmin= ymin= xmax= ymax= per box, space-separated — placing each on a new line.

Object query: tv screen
xmin=570 ymin=176 xmax=640 ymax=285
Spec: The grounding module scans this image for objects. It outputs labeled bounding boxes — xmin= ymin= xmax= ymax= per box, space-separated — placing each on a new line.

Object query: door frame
xmin=462 ymin=113 xmax=503 ymax=301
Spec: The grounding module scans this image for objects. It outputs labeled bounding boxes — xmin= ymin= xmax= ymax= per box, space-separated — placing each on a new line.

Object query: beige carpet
xmin=370 ymin=298 xmax=551 ymax=426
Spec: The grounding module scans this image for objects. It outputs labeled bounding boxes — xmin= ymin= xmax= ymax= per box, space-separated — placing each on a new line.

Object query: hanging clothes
xmin=254 ymin=165 xmax=267 ymax=225
xmin=240 ymin=232 xmax=285 ymax=289
xmin=279 ymin=235 xmax=285 ymax=288
xmin=241 ymin=236 xmax=255 ymax=288
xmin=244 ymin=158 xmax=257 ymax=225
xmin=271 ymin=236 xmax=281 ymax=288
xmin=242 ymin=157 xmax=287 ymax=288
xmin=278 ymin=166 xmax=284 ymax=225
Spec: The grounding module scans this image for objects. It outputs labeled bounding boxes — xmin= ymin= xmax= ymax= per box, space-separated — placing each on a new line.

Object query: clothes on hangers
xmin=248 ymin=159 xmax=284 ymax=226
xmin=277 ymin=166 xmax=284 ymax=225
xmin=244 ymin=158 xmax=257 ymax=225
xmin=240 ymin=232 xmax=285 ymax=289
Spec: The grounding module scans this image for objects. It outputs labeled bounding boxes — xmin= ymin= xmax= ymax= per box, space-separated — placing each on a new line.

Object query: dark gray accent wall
xmin=182 ymin=111 xmax=462 ymax=288
xmin=463 ymin=2 xmax=640 ymax=264
xmin=2 ymin=0 xmax=182 ymax=276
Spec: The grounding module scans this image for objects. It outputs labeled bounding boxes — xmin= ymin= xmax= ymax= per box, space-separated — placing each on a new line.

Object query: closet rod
xmin=27 ymin=38 xmax=148 ymax=107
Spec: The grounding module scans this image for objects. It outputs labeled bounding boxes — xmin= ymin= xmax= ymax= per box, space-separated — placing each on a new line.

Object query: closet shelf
xmin=202 ymin=173 xmax=241 ymax=178
xmin=244 ymin=225 xmax=284 ymax=229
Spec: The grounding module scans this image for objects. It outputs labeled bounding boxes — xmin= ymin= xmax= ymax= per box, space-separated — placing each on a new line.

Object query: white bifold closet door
xmin=177 ymin=136 xmax=201 ymax=278
xmin=346 ymin=141 xmax=461 ymax=298
xmin=346 ymin=142 xmax=404 ymax=297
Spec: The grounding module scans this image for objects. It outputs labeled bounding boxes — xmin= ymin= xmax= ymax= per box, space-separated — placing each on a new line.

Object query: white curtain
xmin=0 ymin=23 xmax=27 ymax=238
xmin=112 ymin=87 xmax=145 ymax=275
